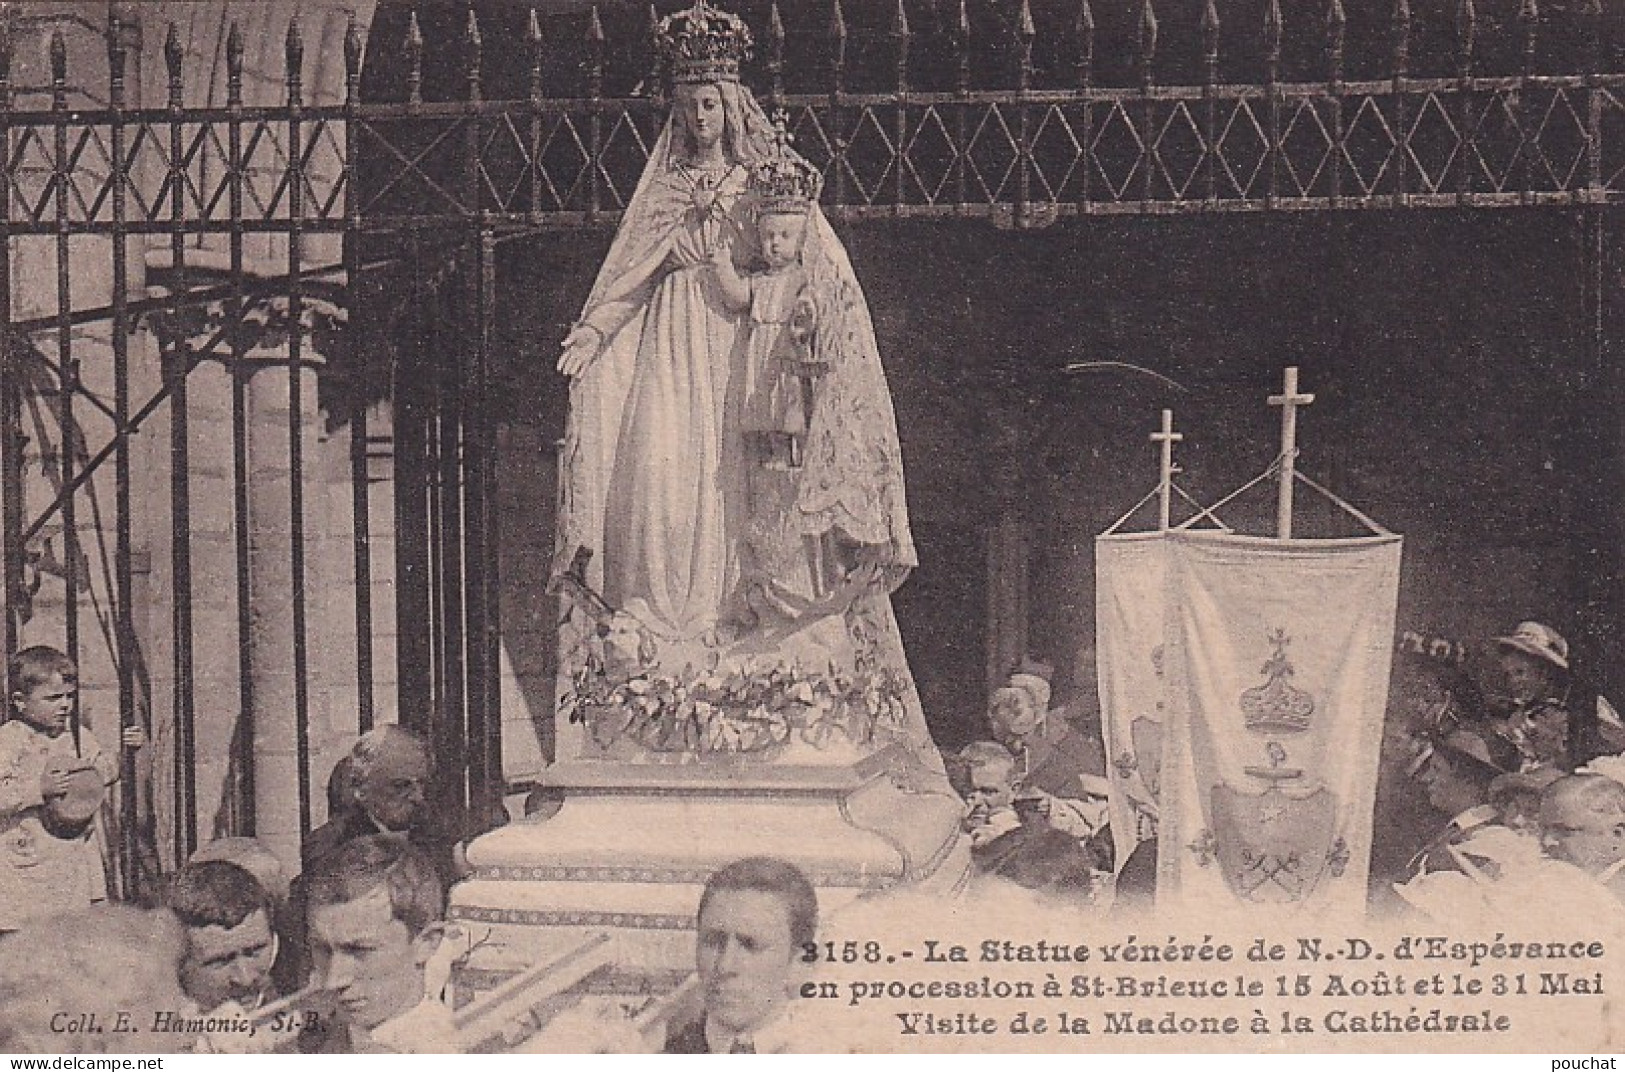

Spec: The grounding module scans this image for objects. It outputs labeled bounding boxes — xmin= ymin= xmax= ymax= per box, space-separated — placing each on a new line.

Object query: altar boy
xmin=0 ymin=645 xmax=141 ymax=932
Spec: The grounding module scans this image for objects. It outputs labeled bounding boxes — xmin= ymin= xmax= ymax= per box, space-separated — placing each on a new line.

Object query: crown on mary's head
xmin=656 ymin=0 xmax=754 ymax=86
xmin=749 ymin=114 xmax=822 ymax=214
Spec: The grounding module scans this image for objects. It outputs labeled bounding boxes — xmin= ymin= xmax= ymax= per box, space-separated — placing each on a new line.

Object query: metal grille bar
xmin=162 ymin=22 xmax=196 ymax=868
xmin=0 ymin=15 xmax=16 ymax=661
xmin=286 ymin=20 xmax=313 ymax=844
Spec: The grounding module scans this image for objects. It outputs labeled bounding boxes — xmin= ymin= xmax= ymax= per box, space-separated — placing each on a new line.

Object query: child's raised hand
xmin=707 ymin=233 xmax=740 ymax=274
xmin=40 ymin=768 xmax=73 ymax=799
xmin=121 ymin=724 xmax=146 ymax=749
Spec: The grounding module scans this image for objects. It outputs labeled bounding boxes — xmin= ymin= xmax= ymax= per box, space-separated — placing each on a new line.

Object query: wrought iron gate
xmin=0 ymin=0 xmax=1619 ymax=894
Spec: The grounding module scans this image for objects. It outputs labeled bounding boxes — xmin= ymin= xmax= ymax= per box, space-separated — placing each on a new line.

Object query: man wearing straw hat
xmin=1489 ymin=621 xmax=1619 ymax=773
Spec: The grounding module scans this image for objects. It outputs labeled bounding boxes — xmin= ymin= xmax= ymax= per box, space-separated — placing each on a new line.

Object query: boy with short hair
xmin=0 ymin=645 xmax=141 ymax=931
xmin=302 ymin=834 xmax=457 ymax=1054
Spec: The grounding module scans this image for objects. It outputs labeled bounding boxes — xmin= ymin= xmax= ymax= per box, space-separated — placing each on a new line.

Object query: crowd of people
xmin=0 ymin=644 xmax=832 ymax=1054
xmin=0 ymin=646 xmax=487 ymax=1053
xmin=944 ymin=623 xmax=1625 ymax=919
xmin=1372 ymin=621 xmax=1625 ymax=919
xmin=3 ymin=618 xmax=1624 ymax=1053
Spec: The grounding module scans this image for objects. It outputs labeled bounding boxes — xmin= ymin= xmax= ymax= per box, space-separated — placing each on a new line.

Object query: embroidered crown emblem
xmin=1239 ymin=628 xmax=1316 ymax=734
xmin=656 ymin=0 xmax=754 ymax=85
xmin=748 ymin=115 xmax=822 ymax=214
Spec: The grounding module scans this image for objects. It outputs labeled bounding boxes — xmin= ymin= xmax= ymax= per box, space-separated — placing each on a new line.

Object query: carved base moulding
xmin=449 ymin=744 xmax=970 ymax=986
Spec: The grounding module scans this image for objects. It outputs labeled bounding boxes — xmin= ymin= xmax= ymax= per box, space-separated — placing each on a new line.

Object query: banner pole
xmin=1268 ymin=366 xmax=1314 ymax=539
xmin=1151 ymin=408 xmax=1182 ymax=532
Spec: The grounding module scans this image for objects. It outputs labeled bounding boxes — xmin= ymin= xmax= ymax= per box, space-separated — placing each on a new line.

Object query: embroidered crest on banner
xmin=1207 ymin=628 xmax=1339 ymax=903
xmin=1239 ymin=628 xmax=1315 ymax=733
xmin=1210 ymin=783 xmax=1338 ymax=902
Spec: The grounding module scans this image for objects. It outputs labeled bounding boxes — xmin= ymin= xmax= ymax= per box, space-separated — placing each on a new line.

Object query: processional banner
xmin=1094 ymin=531 xmax=1170 ymax=873
xmin=1155 ymin=530 xmax=1401 ymax=919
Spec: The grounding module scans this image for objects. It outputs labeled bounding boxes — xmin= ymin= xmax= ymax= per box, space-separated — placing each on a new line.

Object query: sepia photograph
xmin=0 ymin=0 xmax=1620 ymax=1056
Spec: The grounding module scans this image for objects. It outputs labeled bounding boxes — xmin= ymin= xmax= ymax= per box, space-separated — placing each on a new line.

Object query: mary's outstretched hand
xmin=558 ymin=323 xmax=604 ymax=378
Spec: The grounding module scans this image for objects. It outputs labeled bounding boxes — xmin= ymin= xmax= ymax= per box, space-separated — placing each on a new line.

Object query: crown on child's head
xmin=656 ymin=0 xmax=754 ymax=86
xmin=749 ymin=114 xmax=822 ymax=215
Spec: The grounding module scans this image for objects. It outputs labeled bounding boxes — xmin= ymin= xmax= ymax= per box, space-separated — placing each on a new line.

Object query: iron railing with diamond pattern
xmin=4 ymin=2 xmax=1623 ymax=239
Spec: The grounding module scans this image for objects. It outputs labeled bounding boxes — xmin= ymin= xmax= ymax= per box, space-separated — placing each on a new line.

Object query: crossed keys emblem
xmin=1234 ymin=847 xmax=1307 ymax=900
xmin=1208 ymin=783 xmax=1337 ymax=904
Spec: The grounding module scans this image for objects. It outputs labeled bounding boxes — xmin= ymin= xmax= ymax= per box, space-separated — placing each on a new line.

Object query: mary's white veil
xmin=557 ymin=82 xmax=778 ymax=590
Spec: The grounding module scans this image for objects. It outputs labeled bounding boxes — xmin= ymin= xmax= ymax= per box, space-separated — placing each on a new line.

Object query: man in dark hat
xmin=1384 ymin=730 xmax=1518 ymax=920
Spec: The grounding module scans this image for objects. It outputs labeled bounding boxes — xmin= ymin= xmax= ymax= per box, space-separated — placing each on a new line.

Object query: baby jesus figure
xmin=713 ymin=203 xmax=818 ymax=471
xmin=709 ymin=124 xmax=837 ymax=616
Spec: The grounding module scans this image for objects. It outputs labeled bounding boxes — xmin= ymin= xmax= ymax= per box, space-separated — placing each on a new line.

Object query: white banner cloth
xmin=1157 ymin=530 xmax=1401 ymax=920
xmin=1095 ymin=532 xmax=1170 ymax=872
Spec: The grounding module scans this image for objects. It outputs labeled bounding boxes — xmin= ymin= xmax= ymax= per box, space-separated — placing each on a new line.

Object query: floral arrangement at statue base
xmin=560 ymin=634 xmax=912 ymax=766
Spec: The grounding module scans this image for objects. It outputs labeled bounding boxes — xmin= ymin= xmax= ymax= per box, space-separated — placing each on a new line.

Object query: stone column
xmin=145 ymin=344 xmax=244 ymax=863
xmin=241 ymin=302 xmax=332 ymax=870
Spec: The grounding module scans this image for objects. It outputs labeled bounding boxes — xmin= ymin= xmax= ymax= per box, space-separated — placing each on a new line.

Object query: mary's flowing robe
xmin=572 ymin=161 xmax=752 ymax=638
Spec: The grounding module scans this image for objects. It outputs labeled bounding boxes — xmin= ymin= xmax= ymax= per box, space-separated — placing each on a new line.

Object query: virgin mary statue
xmin=554 ymin=0 xmax=934 ymax=767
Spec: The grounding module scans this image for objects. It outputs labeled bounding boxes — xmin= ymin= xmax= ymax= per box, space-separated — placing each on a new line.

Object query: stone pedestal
xmin=449 ymin=745 xmax=968 ymax=979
